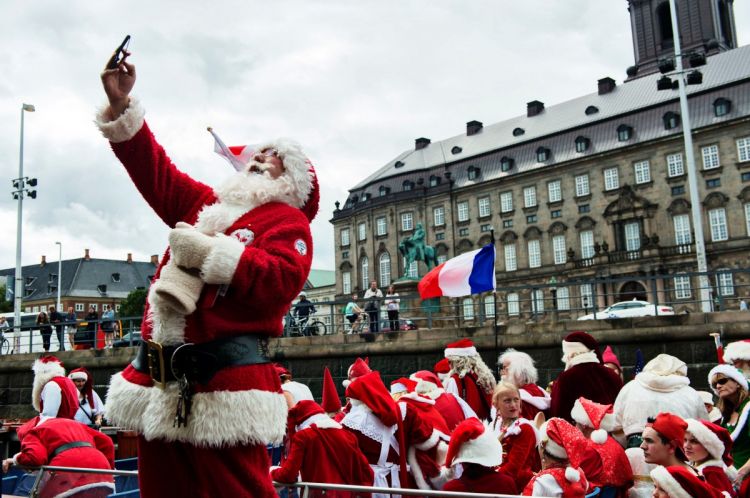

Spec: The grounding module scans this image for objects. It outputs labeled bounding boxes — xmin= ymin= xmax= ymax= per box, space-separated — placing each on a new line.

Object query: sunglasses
xmin=256 ymin=148 xmax=279 ymax=158
xmin=713 ymin=378 xmax=731 ymax=389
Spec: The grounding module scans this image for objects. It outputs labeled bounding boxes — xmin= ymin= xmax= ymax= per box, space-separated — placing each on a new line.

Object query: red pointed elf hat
xmin=343 ymin=357 xmax=372 ymax=388
xmin=345 ymin=371 xmax=399 ymax=427
xmin=321 ymin=367 xmax=342 ymax=413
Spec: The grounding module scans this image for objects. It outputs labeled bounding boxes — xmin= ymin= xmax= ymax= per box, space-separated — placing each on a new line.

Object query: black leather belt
xmin=626 ymin=433 xmax=643 ymax=449
xmin=131 ymin=334 xmax=269 ymax=388
xmin=50 ymin=441 xmax=93 ymax=459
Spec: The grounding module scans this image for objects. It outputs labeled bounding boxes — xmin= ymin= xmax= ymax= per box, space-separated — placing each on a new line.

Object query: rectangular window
xmin=504 ymin=244 xmax=517 ymax=272
xmin=580 ymin=283 xmax=594 ymax=309
xmin=500 ymin=192 xmax=513 ymax=213
xmin=717 ymin=271 xmax=735 ymax=296
xmin=435 ymin=232 xmax=446 ymax=241
xmin=706 ymin=178 xmax=721 ymax=188
xmin=437 ymin=254 xmax=448 ymax=265
xmin=667 ymin=153 xmax=684 ymax=177
xmin=551 ymin=210 xmax=562 ymax=218
xmin=91 ymin=303 xmax=98 ymax=311
xmin=548 ymin=180 xmax=562 ymax=203
xmin=674 ymin=275 xmax=691 ymax=299
xmin=358 ymin=222 xmax=366 ymax=241
xmin=745 ymin=204 xmax=750 ymax=236
xmin=459 ymin=227 xmax=469 ymax=236
xmin=342 ymin=251 xmax=349 ymax=259
xmin=604 ymin=167 xmax=619 ymax=191
xmin=75 ymin=303 xmax=84 ymax=312
xmin=462 ymin=298 xmax=475 ymax=320
xmin=673 ymin=214 xmax=692 ymax=246
xmin=738 ymin=137 xmax=750 ymax=162
xmin=702 ymin=144 xmax=720 ymax=169
xmin=433 ymin=206 xmax=445 ymax=226
xmin=457 ymin=201 xmax=469 ymax=222
xmin=575 ymin=174 xmax=590 ymax=197
xmin=342 ymin=272 xmax=351 ymax=294
xmin=503 ymin=219 xmax=513 ymax=228
xmin=578 ymin=204 xmax=590 ymax=213
xmin=340 ymin=228 xmax=350 ymax=247
xmin=552 ymin=235 xmax=566 ymax=265
xmin=480 ymin=224 xmax=492 ymax=232
xmin=580 ymin=230 xmax=595 ymax=259
xmin=625 ymin=222 xmax=641 ymax=251
xmin=523 ymin=186 xmax=537 ymax=208
xmin=405 ymin=259 xmax=418 ymax=279
xmin=557 ymin=287 xmax=570 ymax=311
xmin=743 ymin=172 xmax=750 ymax=182
xmin=507 ymin=293 xmax=520 ymax=316
xmin=709 ymin=208 xmax=728 ymax=241
xmin=376 ymin=217 xmax=387 ymax=236
xmin=401 ymin=212 xmax=413 ymax=231
xmin=478 ymin=197 xmax=491 ymax=217
xmin=528 ymin=240 xmax=541 ymax=268
xmin=532 ymin=289 xmax=545 ymax=313
xmin=484 ymin=295 xmax=495 ymax=318
xmin=634 ymin=160 xmax=651 ymax=184
xmin=526 ymin=214 xmax=537 ymax=224
xmin=671 ymin=186 xmax=685 ymax=195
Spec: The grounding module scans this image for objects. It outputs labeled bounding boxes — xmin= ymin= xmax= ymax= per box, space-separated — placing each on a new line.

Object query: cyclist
xmin=292 ymin=292 xmax=317 ymax=336
xmin=344 ymin=293 xmax=366 ymax=334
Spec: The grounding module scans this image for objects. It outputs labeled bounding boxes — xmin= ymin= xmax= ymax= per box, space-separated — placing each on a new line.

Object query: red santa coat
xmin=433 ymin=391 xmax=469 ymax=432
xmin=397 ymin=394 xmax=450 ymax=489
xmin=583 ymin=436 xmax=633 ymax=495
xmin=13 ymin=417 xmax=115 ymax=498
xmin=442 ymin=465 xmax=517 ymax=494
xmin=497 ymin=420 xmax=541 ymax=493
xmin=520 ymin=383 xmax=551 ymax=420
xmin=446 ymin=372 xmax=493 ymax=421
xmin=698 ymin=462 xmax=736 ymax=498
xmin=271 ymin=420 xmax=374 ymax=498
xmin=550 ymin=362 xmax=623 ymax=422
xmin=100 ymin=107 xmax=311 ymax=497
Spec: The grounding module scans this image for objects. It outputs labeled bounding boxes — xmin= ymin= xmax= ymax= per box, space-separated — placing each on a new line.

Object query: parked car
xmin=577 ymin=299 xmax=675 ymax=320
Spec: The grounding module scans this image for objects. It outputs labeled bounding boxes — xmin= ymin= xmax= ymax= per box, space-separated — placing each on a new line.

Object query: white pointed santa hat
xmin=570 ymin=396 xmax=616 ymax=444
xmin=444 ymin=338 xmax=478 ymax=357
xmin=445 ymin=418 xmax=503 ymax=468
xmin=724 ymin=340 xmax=750 ymax=364
xmin=31 ymin=355 xmax=66 ymax=412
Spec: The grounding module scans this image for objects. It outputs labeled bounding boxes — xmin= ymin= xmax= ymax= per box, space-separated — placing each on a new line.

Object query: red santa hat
xmin=708 ymin=364 xmax=749 ymax=393
xmin=32 ymin=355 xmax=66 ymax=412
xmin=273 ymin=363 xmax=291 ymax=378
xmin=724 ymin=339 xmax=750 ymax=364
xmin=647 ymin=413 xmax=687 ymax=451
xmin=445 ymin=418 xmax=503 ymax=468
xmin=410 ymin=370 xmax=443 ymax=394
xmin=562 ymin=331 xmax=601 ymax=360
xmin=444 ymin=338 xmax=478 ymax=357
xmin=539 ymin=418 xmax=588 ymax=484
xmin=343 ymin=357 xmax=372 ymax=388
xmin=650 ymin=465 xmax=723 ymax=498
xmin=602 ymin=345 xmax=621 ymax=369
xmin=345 ymin=371 xmax=400 ymax=427
xmin=685 ymin=418 xmax=734 ymax=466
xmin=570 ymin=397 xmax=615 ymax=444
xmin=390 ymin=377 xmax=418 ymax=395
xmin=433 ymin=358 xmax=450 ymax=381
xmin=68 ymin=367 xmax=95 ymax=409
xmin=288 ymin=399 xmax=326 ymax=428
xmin=321 ymin=367 xmax=342 ymax=413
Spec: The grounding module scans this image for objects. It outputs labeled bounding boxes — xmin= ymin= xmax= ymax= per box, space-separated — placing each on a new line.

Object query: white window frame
xmin=523 ymin=186 xmax=537 ymax=208
xmin=738 ymin=136 xmax=750 ymax=163
xmin=462 ymin=298 xmax=475 ymax=320
xmin=745 ymin=203 xmax=750 ymax=236
xmin=403 ymin=258 xmax=418 ymax=279
xmin=604 ymin=167 xmax=619 ymax=191
xmin=527 ymin=240 xmax=541 ymax=268
xmin=433 ymin=206 xmax=445 ymax=227
xmin=708 ymin=208 xmax=728 ymax=242
xmin=624 ymin=222 xmax=641 ymax=251
xmin=357 ymin=222 xmax=366 ymax=241
xmin=673 ymin=214 xmax=692 ymax=246
xmin=701 ymin=144 xmax=720 ymax=170
xmin=401 ymin=212 xmax=414 ymax=231
xmin=483 ymin=295 xmax=495 ymax=318
xmin=504 ymin=243 xmax=517 ymax=272
xmin=360 ymin=257 xmax=369 ymax=291
xmin=532 ymin=289 xmax=545 ymax=313
xmin=634 ymin=160 xmax=651 ymax=184
xmin=674 ymin=275 xmax=691 ymax=299
xmin=552 ymin=235 xmax=566 ymax=265
xmin=507 ymin=293 xmax=520 ymax=316
xmin=379 ymin=253 xmax=391 ymax=287
xmin=340 ymin=228 xmax=350 ymax=246
xmin=716 ymin=270 xmax=735 ymax=296
xmin=580 ymin=283 xmax=594 ymax=310
xmin=478 ymin=197 xmax=491 ymax=218
xmin=500 ymin=192 xmax=513 ymax=213
xmin=376 ymin=217 xmax=387 ymax=236
xmin=667 ymin=153 xmax=684 ymax=177
xmin=548 ymin=180 xmax=562 ymax=203
xmin=457 ymin=201 xmax=469 ymax=222
xmin=556 ymin=287 xmax=570 ymax=311
xmin=580 ymin=230 xmax=595 ymax=259
xmin=575 ymin=174 xmax=590 ymax=197
xmin=91 ymin=303 xmax=98 ymax=311
xmin=75 ymin=303 xmax=84 ymax=312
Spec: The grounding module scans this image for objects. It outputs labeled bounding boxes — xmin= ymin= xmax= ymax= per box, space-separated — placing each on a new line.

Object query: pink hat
xmin=570 ymin=397 xmax=615 ymax=444
xmin=685 ymin=418 xmax=734 ymax=466
xmin=650 ymin=465 xmax=723 ymax=498
xmin=445 ymin=339 xmax=478 ymax=357
xmin=602 ymin=345 xmax=621 ymax=369
xmin=445 ymin=418 xmax=503 ymax=468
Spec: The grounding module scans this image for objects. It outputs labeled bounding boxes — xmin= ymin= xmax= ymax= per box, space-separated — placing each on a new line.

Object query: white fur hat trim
xmin=650 ymin=466 xmax=691 ymax=498
xmin=708 ymin=364 xmax=749 ymax=393
xmin=724 ymin=340 xmax=750 ymax=363
xmin=685 ymin=418 xmax=724 ymax=461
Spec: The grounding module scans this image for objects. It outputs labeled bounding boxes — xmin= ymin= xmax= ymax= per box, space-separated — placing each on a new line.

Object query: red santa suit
xmin=11 ymin=417 xmax=115 ymax=498
xmin=443 ymin=339 xmax=495 ymax=421
xmin=271 ymin=401 xmax=373 ymax=498
xmin=32 ymin=357 xmax=79 ymax=424
xmin=493 ymin=418 xmax=541 ymax=493
xmin=410 ymin=370 xmax=476 ymax=432
xmin=96 ymin=99 xmax=318 ymax=498
xmin=520 ymin=383 xmax=551 ymax=420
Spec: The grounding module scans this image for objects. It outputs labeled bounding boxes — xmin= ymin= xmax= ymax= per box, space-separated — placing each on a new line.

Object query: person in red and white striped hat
xmin=684 ymin=418 xmax=737 ymax=498
xmin=443 ymin=339 xmax=496 ymax=421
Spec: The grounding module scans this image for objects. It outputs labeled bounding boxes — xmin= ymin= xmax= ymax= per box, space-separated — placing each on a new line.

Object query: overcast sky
xmin=1 ymin=1 xmax=748 ymax=273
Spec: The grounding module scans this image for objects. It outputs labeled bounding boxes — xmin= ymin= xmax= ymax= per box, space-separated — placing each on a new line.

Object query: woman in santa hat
xmin=441 ymin=417 xmax=516 ymax=494
xmin=650 ymin=465 xmax=723 ymax=498
xmin=523 ymin=417 xmax=589 ymax=497
xmin=69 ymin=367 xmax=104 ymax=428
xmin=497 ymin=348 xmax=551 ymax=420
xmin=491 ymin=381 xmax=540 ymax=493
xmin=684 ymin=418 xmax=737 ymax=498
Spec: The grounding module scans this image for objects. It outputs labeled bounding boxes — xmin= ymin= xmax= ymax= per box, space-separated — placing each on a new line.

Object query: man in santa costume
xmin=570 ymin=397 xmax=633 ymax=497
xmin=31 ymin=356 xmax=79 ymax=425
xmin=433 ymin=358 xmax=451 ymax=385
xmin=724 ymin=339 xmax=750 ymax=379
xmin=550 ymin=331 xmax=623 ymax=422
xmin=410 ymin=370 xmax=476 ymax=432
xmin=498 ymin=348 xmax=551 ymax=420
xmin=443 ymin=339 xmax=496 ymax=421
xmin=333 ymin=357 xmax=373 ymax=422
xmin=270 ymin=400 xmax=373 ymax=498
xmin=98 ymin=51 xmax=317 ymax=497
xmin=650 ymin=465 xmax=723 ymax=498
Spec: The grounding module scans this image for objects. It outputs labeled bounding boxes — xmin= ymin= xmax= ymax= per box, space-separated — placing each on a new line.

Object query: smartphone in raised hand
xmin=106 ymin=35 xmax=131 ymax=70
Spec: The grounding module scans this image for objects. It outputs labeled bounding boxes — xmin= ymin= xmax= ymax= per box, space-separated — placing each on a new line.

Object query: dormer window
xmin=575 ymin=136 xmax=591 ymax=153
xmin=451 ymin=146 xmax=462 ymax=155
xmin=429 ymin=175 xmax=441 ymax=187
xmin=378 ymin=186 xmax=390 ymax=197
xmin=48 ymin=273 xmax=57 ymax=284
xmin=512 ymin=127 xmax=525 ymax=137
xmin=585 ymin=105 xmax=599 ymax=116
xmin=394 ymin=161 xmax=405 ymax=169
xmin=536 ymin=147 xmax=550 ymax=162
xmin=500 ymin=157 xmax=514 ymax=172
xmin=361 ymin=193 xmax=372 ymax=202
xmin=663 ymin=112 xmax=680 ymax=130
xmin=713 ymin=98 xmax=731 ymax=117
xmin=24 ymin=288 xmax=35 ymax=298
xmin=467 ymin=166 xmax=481 ymax=180
xmin=617 ymin=124 xmax=633 ymax=142
xmin=47 ymin=285 xmax=56 ymax=294
xmin=111 ymin=273 xmax=121 ymax=283
xmin=402 ymin=181 xmax=414 ymax=191
xmin=25 ymin=277 xmax=36 ymax=287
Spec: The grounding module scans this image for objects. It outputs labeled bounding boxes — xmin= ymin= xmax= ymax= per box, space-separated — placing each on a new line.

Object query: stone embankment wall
xmin=1 ymin=311 xmax=748 ymax=419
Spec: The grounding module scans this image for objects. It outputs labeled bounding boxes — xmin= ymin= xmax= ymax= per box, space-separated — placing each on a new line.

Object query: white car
xmin=577 ymin=300 xmax=675 ymax=320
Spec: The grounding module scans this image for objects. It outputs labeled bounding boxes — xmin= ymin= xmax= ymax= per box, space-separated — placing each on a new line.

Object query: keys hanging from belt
xmin=174 ymin=374 xmax=193 ymax=428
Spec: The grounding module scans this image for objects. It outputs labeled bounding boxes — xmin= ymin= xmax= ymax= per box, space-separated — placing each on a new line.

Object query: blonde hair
xmin=498 ymin=348 xmax=538 ymax=386
xmin=448 ymin=355 xmax=497 ymax=395
xmin=492 ymin=380 xmax=520 ymax=407
xmin=712 ymin=373 xmax=750 ymax=419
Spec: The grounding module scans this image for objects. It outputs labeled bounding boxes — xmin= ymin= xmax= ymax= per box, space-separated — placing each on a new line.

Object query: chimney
xmin=84 ymin=249 xmax=90 ymax=261
xmin=466 ymin=120 xmax=483 ymax=136
xmin=598 ymin=77 xmax=616 ymax=95
xmin=41 ymin=255 xmax=46 ymax=267
xmin=127 ymin=253 xmax=133 ymax=263
xmin=527 ymin=100 xmax=544 ymax=117
xmin=415 ymin=137 xmax=431 ymax=150
xmin=150 ymin=254 xmax=159 ymax=265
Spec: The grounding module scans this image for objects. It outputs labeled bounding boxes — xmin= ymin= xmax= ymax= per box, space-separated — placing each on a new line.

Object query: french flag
xmin=207 ymin=127 xmax=254 ymax=172
xmin=418 ymin=244 xmax=496 ymax=299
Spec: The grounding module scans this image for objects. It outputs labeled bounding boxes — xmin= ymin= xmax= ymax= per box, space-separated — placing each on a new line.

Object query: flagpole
xmin=491 ymin=228 xmax=499 ymax=364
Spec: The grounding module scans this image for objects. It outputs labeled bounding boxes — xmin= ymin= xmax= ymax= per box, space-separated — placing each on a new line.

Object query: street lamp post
xmin=55 ymin=242 xmax=62 ymax=311
xmin=13 ymin=103 xmax=36 ymax=335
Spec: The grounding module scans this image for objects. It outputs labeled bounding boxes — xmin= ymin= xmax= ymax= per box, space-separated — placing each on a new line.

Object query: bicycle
xmin=348 ymin=313 xmax=369 ymax=334
xmin=0 ymin=332 xmax=10 ymax=355
xmin=287 ymin=314 xmax=327 ymax=336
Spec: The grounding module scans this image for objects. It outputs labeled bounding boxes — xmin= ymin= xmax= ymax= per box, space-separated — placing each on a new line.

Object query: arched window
xmin=512 ymin=127 xmax=525 ymax=137
xmin=500 ymin=157 xmax=514 ymax=172
xmin=379 ymin=253 xmax=391 ymax=287
xmin=451 ymin=146 xmax=463 ymax=155
xmin=617 ymin=124 xmax=633 ymax=142
xmin=714 ymin=98 xmax=732 ymax=117
xmin=429 ymin=175 xmax=441 ymax=187
xmin=402 ymin=180 xmax=414 ymax=191
xmin=467 ymin=166 xmax=481 ymax=180
xmin=585 ymin=105 xmax=599 ymax=116
xmin=378 ymin=185 xmax=390 ymax=197
xmin=360 ymin=256 xmax=369 ymax=291
xmin=536 ymin=147 xmax=550 ymax=162
xmin=575 ymin=136 xmax=590 ymax=153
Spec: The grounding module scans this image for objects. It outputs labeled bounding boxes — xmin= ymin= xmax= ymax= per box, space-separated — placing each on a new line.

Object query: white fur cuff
xmin=414 ymin=429 xmax=440 ymax=451
xmin=95 ymin=97 xmax=145 ymax=143
xmin=200 ymin=234 xmax=245 ymax=284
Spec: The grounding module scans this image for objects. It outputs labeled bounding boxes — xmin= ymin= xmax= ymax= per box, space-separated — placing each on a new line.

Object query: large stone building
xmin=331 ymin=0 xmax=749 ymax=320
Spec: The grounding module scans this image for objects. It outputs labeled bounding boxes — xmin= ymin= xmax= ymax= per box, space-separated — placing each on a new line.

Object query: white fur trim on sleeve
xmin=94 ymin=97 xmax=145 ymax=143
xmin=650 ymin=466 xmax=692 ymax=498
xmin=200 ymin=234 xmax=245 ymax=284
xmin=414 ymin=428 xmax=440 ymax=451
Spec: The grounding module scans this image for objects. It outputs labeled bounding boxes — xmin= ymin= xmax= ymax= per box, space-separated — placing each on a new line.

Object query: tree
xmin=0 ymin=284 xmax=12 ymax=313
xmin=119 ymin=287 xmax=148 ymax=318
